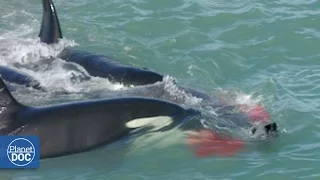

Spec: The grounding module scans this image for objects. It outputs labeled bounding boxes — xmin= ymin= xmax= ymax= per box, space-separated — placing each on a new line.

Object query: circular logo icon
xmin=7 ymin=138 xmax=36 ymax=167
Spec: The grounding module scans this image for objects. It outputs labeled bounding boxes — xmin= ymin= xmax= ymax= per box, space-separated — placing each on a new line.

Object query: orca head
xmin=121 ymin=100 xmax=199 ymax=134
xmin=125 ymin=116 xmax=174 ymax=132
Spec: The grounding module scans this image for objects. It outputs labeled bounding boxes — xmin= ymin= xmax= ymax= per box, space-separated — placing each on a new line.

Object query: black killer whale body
xmin=0 ymin=0 xmax=162 ymax=89
xmin=38 ymin=0 xmax=278 ymax=138
xmin=0 ymin=77 xmax=198 ymax=159
xmin=40 ymin=0 xmax=163 ymax=87
xmin=0 ymin=66 xmax=42 ymax=90
xmin=46 ymin=0 xmax=277 ymax=134
xmin=0 ymin=0 xmax=278 ymax=159
xmin=37 ymin=0 xmax=224 ymax=109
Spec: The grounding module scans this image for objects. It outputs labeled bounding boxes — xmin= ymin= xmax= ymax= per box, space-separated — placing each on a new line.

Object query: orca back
xmin=0 ymin=66 xmax=42 ymax=90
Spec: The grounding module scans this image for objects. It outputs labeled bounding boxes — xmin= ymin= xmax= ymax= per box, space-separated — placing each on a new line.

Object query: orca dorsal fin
xmin=39 ymin=0 xmax=63 ymax=44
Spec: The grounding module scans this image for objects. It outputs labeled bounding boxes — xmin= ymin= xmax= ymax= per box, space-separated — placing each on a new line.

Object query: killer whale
xmin=0 ymin=0 xmax=280 ymax=159
xmin=0 ymin=76 xmax=197 ymax=159
xmin=36 ymin=0 xmax=278 ymax=139
xmin=40 ymin=0 xmax=163 ymax=86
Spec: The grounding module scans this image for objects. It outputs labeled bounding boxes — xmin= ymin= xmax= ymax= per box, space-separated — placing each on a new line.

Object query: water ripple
xmin=1 ymin=0 xmax=320 ymax=179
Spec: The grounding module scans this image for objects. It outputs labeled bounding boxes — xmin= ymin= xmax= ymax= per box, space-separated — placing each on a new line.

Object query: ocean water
xmin=1 ymin=0 xmax=320 ymax=179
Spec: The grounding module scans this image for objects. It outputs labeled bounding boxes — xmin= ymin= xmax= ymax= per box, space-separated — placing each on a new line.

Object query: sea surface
xmin=0 ymin=0 xmax=320 ymax=179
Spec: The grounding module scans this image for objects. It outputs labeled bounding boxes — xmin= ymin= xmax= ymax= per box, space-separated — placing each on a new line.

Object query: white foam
xmin=163 ymin=76 xmax=202 ymax=106
xmin=215 ymin=89 xmax=264 ymax=109
xmin=0 ymin=37 xmax=77 ymax=66
xmin=0 ymin=25 xmax=129 ymax=93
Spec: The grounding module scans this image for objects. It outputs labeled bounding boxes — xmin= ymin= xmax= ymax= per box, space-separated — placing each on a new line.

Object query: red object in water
xmin=238 ymin=104 xmax=270 ymax=122
xmin=187 ymin=130 xmax=244 ymax=157
xmin=186 ymin=104 xmax=270 ymax=158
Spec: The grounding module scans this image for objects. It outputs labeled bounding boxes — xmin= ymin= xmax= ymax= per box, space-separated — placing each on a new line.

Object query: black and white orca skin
xmin=40 ymin=0 xmax=164 ymax=86
xmin=0 ymin=77 xmax=197 ymax=159
xmin=39 ymin=0 xmax=278 ymax=140
xmin=0 ymin=0 xmax=279 ymax=160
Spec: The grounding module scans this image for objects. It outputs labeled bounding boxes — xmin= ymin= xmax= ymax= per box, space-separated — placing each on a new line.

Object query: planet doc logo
xmin=7 ymin=138 xmax=36 ymax=167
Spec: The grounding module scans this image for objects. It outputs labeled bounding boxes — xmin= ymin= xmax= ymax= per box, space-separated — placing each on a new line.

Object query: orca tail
xmin=39 ymin=0 xmax=63 ymax=44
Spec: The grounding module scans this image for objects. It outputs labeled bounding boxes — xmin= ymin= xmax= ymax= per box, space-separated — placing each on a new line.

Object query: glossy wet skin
xmin=74 ymin=81 xmax=279 ymax=141
xmin=36 ymin=0 xmax=279 ymax=144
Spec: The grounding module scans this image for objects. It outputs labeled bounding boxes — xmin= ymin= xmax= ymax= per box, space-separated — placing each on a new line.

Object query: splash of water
xmin=0 ymin=30 xmax=128 ymax=93
xmin=163 ymin=76 xmax=202 ymax=106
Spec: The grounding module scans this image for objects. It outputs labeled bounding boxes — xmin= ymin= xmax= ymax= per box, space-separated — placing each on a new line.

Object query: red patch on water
xmin=238 ymin=104 xmax=270 ymax=122
xmin=187 ymin=130 xmax=244 ymax=157
xmin=186 ymin=103 xmax=271 ymax=158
